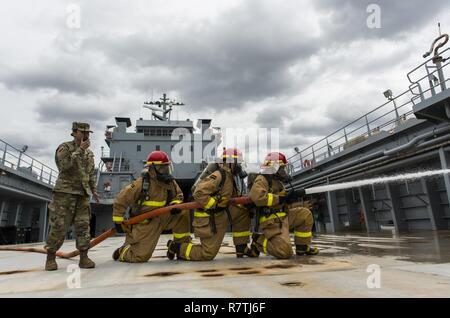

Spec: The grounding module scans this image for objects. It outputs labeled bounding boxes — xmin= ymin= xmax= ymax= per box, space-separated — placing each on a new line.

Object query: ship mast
xmin=143 ymin=93 xmax=185 ymax=121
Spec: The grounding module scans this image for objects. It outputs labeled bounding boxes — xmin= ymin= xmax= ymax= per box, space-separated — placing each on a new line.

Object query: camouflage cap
xmin=71 ymin=122 xmax=93 ymax=136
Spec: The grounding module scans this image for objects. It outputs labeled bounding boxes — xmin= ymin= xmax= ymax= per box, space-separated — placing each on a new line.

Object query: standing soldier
xmin=45 ymin=122 xmax=99 ymax=271
xmin=166 ymin=148 xmax=257 ymax=261
xmin=112 ymin=151 xmax=191 ymax=263
xmin=248 ymin=152 xmax=319 ymax=259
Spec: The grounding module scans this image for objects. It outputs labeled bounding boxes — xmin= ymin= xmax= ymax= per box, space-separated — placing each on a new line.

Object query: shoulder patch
xmin=56 ymin=144 xmax=69 ymax=154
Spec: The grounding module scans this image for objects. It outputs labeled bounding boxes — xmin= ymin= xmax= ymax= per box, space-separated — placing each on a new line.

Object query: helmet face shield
xmin=155 ymin=163 xmax=173 ymax=176
xmin=275 ymin=165 xmax=289 ymax=181
xmin=151 ymin=163 xmax=174 ymax=183
xmin=233 ymin=162 xmax=248 ymax=179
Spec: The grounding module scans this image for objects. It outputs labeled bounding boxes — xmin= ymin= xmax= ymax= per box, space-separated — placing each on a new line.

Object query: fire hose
xmin=0 ymin=196 xmax=252 ymax=259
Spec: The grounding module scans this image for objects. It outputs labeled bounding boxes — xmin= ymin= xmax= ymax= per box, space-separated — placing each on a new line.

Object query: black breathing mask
xmin=275 ymin=166 xmax=291 ymax=182
xmin=232 ymin=163 xmax=248 ymax=179
xmin=153 ymin=165 xmax=174 ymax=183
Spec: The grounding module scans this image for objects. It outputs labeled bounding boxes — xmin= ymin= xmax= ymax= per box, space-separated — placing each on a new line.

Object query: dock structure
xmin=0 ymin=139 xmax=57 ymax=244
xmin=289 ymin=45 xmax=450 ymax=234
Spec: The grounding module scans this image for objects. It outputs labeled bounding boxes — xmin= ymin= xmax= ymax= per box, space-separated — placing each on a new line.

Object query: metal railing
xmin=98 ymin=151 xmax=134 ymax=173
xmin=0 ymin=139 xmax=58 ymax=186
xmin=288 ymin=48 xmax=450 ymax=172
xmin=408 ymin=47 xmax=450 ymax=104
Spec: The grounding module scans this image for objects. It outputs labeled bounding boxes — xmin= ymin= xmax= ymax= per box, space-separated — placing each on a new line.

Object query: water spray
xmin=303 ymin=169 xmax=450 ymax=195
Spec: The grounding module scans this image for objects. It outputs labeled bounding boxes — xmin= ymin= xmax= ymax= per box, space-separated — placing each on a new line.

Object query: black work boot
xmin=113 ymin=245 xmax=129 ymax=261
xmin=167 ymin=240 xmax=181 ymax=260
xmin=236 ymin=244 xmax=259 ymax=258
xmin=79 ymin=250 xmax=96 ymax=269
xmin=235 ymin=244 xmax=247 ymax=258
xmin=45 ymin=252 xmax=58 ymax=271
xmin=112 ymin=247 xmax=121 ymax=261
xmin=296 ymin=244 xmax=319 ymax=256
xmin=249 ymin=233 xmax=261 ymax=257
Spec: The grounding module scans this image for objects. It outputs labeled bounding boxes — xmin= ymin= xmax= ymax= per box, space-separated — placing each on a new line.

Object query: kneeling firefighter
xmin=167 ymin=148 xmax=257 ymax=261
xmin=248 ymin=152 xmax=319 ymax=259
xmin=111 ymin=151 xmax=191 ymax=263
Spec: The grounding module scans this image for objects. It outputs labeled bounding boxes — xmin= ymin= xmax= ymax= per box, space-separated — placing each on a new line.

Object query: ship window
xmin=156 ymin=145 xmax=160 ymax=151
xmin=144 ymin=128 xmax=150 ymax=136
xmin=150 ymin=129 xmax=156 ymax=136
xmin=137 ymin=145 xmax=141 ymax=152
xmin=137 ymin=129 xmax=143 ymax=133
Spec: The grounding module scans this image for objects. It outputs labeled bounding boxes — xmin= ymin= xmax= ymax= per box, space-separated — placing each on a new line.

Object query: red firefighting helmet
xmin=146 ymin=151 xmax=171 ymax=165
xmin=262 ymin=152 xmax=288 ymax=167
xmin=222 ymin=148 xmax=244 ymax=163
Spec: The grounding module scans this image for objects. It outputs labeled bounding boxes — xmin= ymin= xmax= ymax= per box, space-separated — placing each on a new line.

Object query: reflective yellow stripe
xmin=185 ymin=243 xmax=193 ymax=260
xmin=295 ymin=231 xmax=312 ymax=238
xmin=223 ymin=155 xmax=239 ymax=158
xmin=194 ymin=211 xmax=210 ymax=218
xmin=170 ymin=200 xmax=183 ymax=205
xmin=264 ymin=160 xmax=286 ymax=166
xmin=232 ymin=231 xmax=251 ymax=238
xmin=263 ymin=238 xmax=268 ymax=254
xmin=147 ymin=161 xmax=164 ymax=164
xmin=112 ymin=216 xmax=124 ymax=223
xmin=204 ymin=197 xmax=216 ymax=209
xmin=140 ymin=219 xmax=150 ymax=224
xmin=267 ymin=193 xmax=274 ymax=206
xmin=173 ymin=232 xmax=191 ymax=239
xmin=119 ymin=245 xmax=131 ymax=262
xmin=259 ymin=212 xmax=286 ymax=223
xmin=142 ymin=200 xmax=166 ymax=207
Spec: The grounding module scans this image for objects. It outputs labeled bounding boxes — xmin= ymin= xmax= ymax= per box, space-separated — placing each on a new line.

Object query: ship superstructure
xmin=91 ymin=94 xmax=220 ymax=235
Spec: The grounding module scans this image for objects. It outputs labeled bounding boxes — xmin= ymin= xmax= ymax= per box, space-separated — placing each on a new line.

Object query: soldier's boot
xmin=45 ymin=252 xmax=58 ymax=271
xmin=79 ymin=250 xmax=96 ymax=268
xmin=296 ymin=245 xmax=319 ymax=256
xmin=167 ymin=240 xmax=181 ymax=260
xmin=235 ymin=244 xmax=259 ymax=258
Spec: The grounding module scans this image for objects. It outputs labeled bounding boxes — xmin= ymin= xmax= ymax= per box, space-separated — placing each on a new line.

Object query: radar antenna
xmin=143 ymin=93 xmax=185 ymax=121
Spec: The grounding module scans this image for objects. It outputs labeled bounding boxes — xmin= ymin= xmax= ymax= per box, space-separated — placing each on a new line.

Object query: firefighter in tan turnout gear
xmin=111 ymin=151 xmax=191 ymax=263
xmin=248 ymin=152 xmax=319 ymax=259
xmin=167 ymin=148 xmax=257 ymax=261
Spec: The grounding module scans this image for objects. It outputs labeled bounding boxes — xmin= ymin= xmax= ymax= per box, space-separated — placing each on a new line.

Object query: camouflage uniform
xmin=45 ymin=125 xmax=96 ymax=254
xmin=112 ymin=175 xmax=191 ymax=263
xmin=249 ymin=175 xmax=315 ymax=259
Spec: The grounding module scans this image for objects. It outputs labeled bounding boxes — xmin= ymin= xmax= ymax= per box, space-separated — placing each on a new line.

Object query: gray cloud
xmin=1 ymin=0 xmax=450 ymax=167
xmin=287 ymin=117 xmax=343 ymax=137
xmin=314 ymin=0 xmax=448 ymax=42
xmin=255 ymin=106 xmax=290 ymax=127
xmin=0 ymin=55 xmax=108 ymax=96
xmin=35 ymin=94 xmax=111 ymax=127
xmin=81 ymin=1 xmax=321 ymax=111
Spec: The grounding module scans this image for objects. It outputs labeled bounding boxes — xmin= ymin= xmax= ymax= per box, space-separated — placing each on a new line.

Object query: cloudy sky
xmin=1 ymin=0 xmax=450 ymax=169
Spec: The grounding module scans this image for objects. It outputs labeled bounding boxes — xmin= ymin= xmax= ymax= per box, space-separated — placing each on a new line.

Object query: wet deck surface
xmin=1 ymin=231 xmax=450 ymax=297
